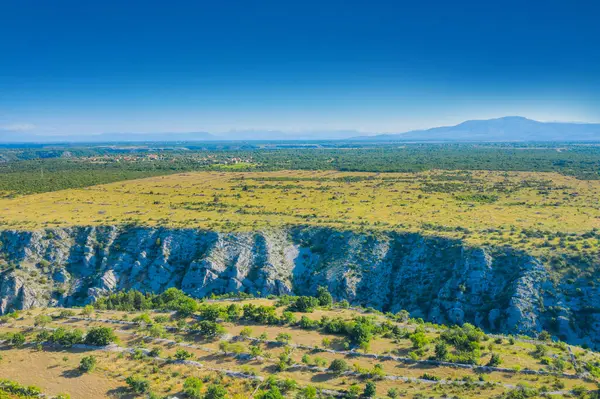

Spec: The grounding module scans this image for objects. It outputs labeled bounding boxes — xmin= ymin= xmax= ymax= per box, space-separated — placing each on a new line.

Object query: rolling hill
xmin=356 ymin=116 xmax=600 ymax=142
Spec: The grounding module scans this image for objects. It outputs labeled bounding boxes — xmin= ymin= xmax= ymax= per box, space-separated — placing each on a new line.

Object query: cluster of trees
xmin=35 ymin=326 xmax=117 ymax=347
xmin=276 ymin=287 xmax=334 ymax=313
xmin=94 ymin=288 xmax=199 ymax=315
xmin=3 ymin=143 xmax=600 ymax=196
xmin=432 ymin=323 xmax=487 ymax=365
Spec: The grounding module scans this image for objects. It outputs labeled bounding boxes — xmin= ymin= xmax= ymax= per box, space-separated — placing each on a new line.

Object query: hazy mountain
xmin=0 ymin=131 xmax=218 ymax=143
xmin=220 ymin=129 xmax=364 ymax=140
xmin=2 ymin=117 xmax=600 ymax=143
xmin=355 ymin=116 xmax=600 ymax=142
xmin=0 ymin=129 xmax=364 ymax=143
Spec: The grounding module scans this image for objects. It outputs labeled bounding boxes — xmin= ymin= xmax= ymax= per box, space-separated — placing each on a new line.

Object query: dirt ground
xmin=0 ymin=346 xmax=125 ymax=399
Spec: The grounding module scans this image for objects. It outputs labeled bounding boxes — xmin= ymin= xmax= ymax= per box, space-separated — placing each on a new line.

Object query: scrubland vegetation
xmin=1 ymin=289 xmax=599 ymax=398
xmin=1 ymin=169 xmax=598 ymax=277
xmin=1 ymin=143 xmax=600 ymax=196
xmin=1 ymin=144 xmax=600 ymax=397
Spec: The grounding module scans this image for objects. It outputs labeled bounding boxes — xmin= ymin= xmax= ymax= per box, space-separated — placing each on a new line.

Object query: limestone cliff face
xmin=0 ymin=226 xmax=597 ymax=347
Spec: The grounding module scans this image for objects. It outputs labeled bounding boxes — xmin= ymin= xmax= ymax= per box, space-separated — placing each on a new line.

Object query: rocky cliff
xmin=0 ymin=226 xmax=597 ymax=347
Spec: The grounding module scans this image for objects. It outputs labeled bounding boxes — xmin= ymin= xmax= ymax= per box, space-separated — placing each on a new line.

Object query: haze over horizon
xmin=1 ymin=0 xmax=599 ymax=138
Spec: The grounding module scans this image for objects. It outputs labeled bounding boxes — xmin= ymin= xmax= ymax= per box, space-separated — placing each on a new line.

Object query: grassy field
xmin=0 ymin=170 xmax=599 ymax=261
xmin=1 ymin=297 xmax=599 ymax=399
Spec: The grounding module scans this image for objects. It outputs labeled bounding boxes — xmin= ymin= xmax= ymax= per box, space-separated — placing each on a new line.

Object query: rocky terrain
xmin=0 ymin=226 xmax=597 ymax=347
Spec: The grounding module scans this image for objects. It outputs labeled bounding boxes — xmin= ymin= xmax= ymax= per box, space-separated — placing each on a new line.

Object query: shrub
xmin=538 ymin=331 xmax=551 ymax=341
xmin=288 ymin=296 xmax=320 ymax=313
xmin=85 ymin=327 xmax=117 ymax=346
xmin=434 ymin=341 xmax=448 ymax=360
xmin=199 ymin=304 xmax=222 ymax=321
xmin=10 ymin=333 xmax=25 ymax=347
xmin=328 ymin=359 xmax=349 ymax=374
xmin=316 ymin=286 xmax=333 ymax=307
xmin=279 ymin=378 xmax=297 ymax=392
xmin=240 ymin=327 xmax=253 ymax=337
xmin=148 ymin=347 xmax=161 ymax=357
xmin=275 ymin=332 xmax=292 ymax=343
xmin=195 ymin=320 xmax=226 ymax=337
xmin=183 ymin=376 xmax=203 ymax=399
xmin=204 ymin=384 xmax=227 ymax=399
xmin=147 ymin=324 xmax=166 ymax=338
xmin=347 ymin=384 xmax=361 ymax=399
xmin=409 ymin=329 xmax=428 ymax=349
xmin=256 ymin=387 xmax=285 ymax=399
xmin=79 ymin=355 xmax=97 ymax=372
xmin=420 ymin=373 xmax=440 ymax=381
xmin=125 ymin=375 xmax=150 ymax=394
xmin=487 ymin=353 xmax=502 ymax=367
xmin=174 ymin=349 xmax=193 ymax=360
xmin=50 ymin=327 xmax=84 ymax=347
xmin=132 ymin=313 xmax=152 ymax=325
xmin=34 ymin=314 xmax=52 ymax=326
xmin=153 ymin=315 xmax=170 ymax=323
xmin=57 ymin=309 xmax=75 ymax=319
xmin=297 ymin=386 xmax=317 ymax=399
xmin=281 ymin=311 xmax=296 ymax=324
xmin=81 ymin=305 xmax=94 ymax=316
xmin=363 ymin=382 xmax=377 ymax=398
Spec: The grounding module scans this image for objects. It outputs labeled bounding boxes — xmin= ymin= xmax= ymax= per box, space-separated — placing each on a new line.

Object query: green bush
xmin=79 ymin=355 xmax=97 ymax=372
xmin=316 ymin=286 xmax=333 ymax=307
xmin=288 ymin=296 xmax=320 ymax=313
xmin=204 ymin=384 xmax=227 ymax=399
xmin=183 ymin=376 xmax=203 ymax=399
xmin=10 ymin=332 xmax=25 ymax=347
xmin=487 ymin=353 xmax=502 ymax=367
xmin=125 ymin=375 xmax=150 ymax=394
xmin=85 ymin=327 xmax=117 ymax=346
xmin=363 ymin=382 xmax=377 ymax=398
xmin=328 ymin=359 xmax=349 ymax=374
xmin=174 ymin=349 xmax=193 ymax=360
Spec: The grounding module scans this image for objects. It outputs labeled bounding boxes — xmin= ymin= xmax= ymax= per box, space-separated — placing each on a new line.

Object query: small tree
xmin=34 ymin=314 xmax=52 ymax=327
xmin=132 ymin=313 xmax=152 ymax=325
xmin=276 ymin=332 xmax=292 ymax=344
xmin=328 ymin=359 xmax=349 ymax=374
xmin=487 ymin=353 xmax=502 ymax=367
xmin=409 ymin=329 xmax=428 ymax=349
xmin=316 ymin=286 xmax=333 ymax=307
xmin=347 ymin=384 xmax=361 ymax=399
xmin=240 ymin=327 xmax=253 ymax=338
xmin=79 ymin=355 xmax=97 ymax=372
xmin=81 ymin=305 xmax=94 ymax=316
xmin=297 ymin=386 xmax=317 ymax=399
xmin=125 ymin=375 xmax=150 ymax=394
xmin=85 ymin=327 xmax=116 ymax=346
xmin=10 ymin=332 xmax=25 ymax=347
xmin=204 ymin=384 xmax=227 ymax=399
xmin=363 ymin=382 xmax=377 ymax=398
xmin=434 ymin=341 xmax=448 ymax=360
xmin=538 ymin=331 xmax=551 ymax=341
xmin=256 ymin=387 xmax=284 ymax=399
xmin=290 ymin=296 xmax=320 ymax=313
xmin=183 ymin=376 xmax=203 ymax=399
xmin=174 ymin=349 xmax=193 ymax=360
xmin=387 ymin=387 xmax=399 ymax=398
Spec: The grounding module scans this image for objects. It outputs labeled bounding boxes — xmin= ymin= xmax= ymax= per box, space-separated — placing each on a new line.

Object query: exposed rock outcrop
xmin=0 ymin=226 xmax=597 ymax=347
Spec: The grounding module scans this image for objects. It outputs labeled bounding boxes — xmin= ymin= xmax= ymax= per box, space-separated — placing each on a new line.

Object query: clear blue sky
xmin=0 ymin=0 xmax=599 ymax=136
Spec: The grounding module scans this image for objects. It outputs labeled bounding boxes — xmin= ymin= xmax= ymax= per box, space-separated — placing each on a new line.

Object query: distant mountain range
xmin=0 ymin=129 xmax=363 ymax=143
xmin=1 ymin=117 xmax=599 ymax=143
xmin=352 ymin=116 xmax=600 ymax=142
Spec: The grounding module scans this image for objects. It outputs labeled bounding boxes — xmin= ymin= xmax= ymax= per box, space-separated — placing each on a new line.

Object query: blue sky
xmin=0 ymin=0 xmax=599 ymax=136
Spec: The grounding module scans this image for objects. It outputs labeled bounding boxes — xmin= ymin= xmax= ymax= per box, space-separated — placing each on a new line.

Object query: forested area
xmin=1 ymin=142 xmax=599 ymax=195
